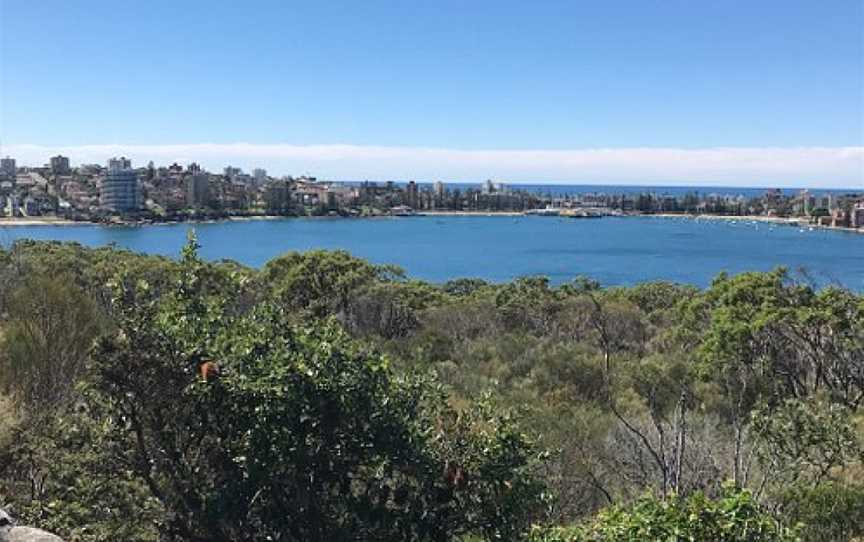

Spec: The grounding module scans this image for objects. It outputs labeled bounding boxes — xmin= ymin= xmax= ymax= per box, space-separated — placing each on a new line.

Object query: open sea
xmin=1 ymin=215 xmax=862 ymax=290
xmin=343 ymin=181 xmax=863 ymax=199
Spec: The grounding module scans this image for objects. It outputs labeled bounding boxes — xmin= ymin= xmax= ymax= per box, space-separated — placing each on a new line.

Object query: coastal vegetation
xmin=0 ymin=237 xmax=862 ymax=540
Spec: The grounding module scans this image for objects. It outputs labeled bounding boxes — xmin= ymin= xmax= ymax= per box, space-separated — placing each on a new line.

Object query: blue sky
xmin=1 ymin=0 xmax=862 ymax=186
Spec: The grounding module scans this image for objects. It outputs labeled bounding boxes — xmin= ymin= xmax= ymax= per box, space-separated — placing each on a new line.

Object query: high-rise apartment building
xmin=434 ymin=181 xmax=445 ymax=200
xmin=0 ymin=156 xmax=16 ymax=177
xmin=853 ymin=202 xmax=864 ymax=228
xmin=49 ymin=155 xmax=71 ymax=174
xmin=405 ymin=181 xmax=419 ymax=208
xmin=101 ymin=157 xmax=138 ymax=212
xmin=107 ymin=156 xmax=132 ymax=171
xmin=187 ymin=173 xmax=211 ymax=208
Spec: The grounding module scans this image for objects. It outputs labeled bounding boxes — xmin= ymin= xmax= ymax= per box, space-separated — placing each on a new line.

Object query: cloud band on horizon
xmin=2 ymin=143 xmax=862 ymax=188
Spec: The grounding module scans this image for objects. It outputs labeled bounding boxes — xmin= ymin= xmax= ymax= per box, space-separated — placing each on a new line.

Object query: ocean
xmin=340 ymin=181 xmax=863 ymax=199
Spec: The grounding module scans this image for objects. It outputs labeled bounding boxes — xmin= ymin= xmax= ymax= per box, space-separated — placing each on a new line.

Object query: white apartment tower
xmin=101 ymin=157 xmax=139 ymax=212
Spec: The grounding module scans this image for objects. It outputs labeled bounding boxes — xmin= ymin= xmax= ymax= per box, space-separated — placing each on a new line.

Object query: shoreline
xmin=0 ymin=211 xmax=527 ymax=227
xmin=647 ymin=213 xmax=803 ymax=225
xmin=0 ymin=217 xmax=83 ymax=227
xmin=0 ymin=214 xmax=291 ymax=227
xmin=1 ymin=212 xmax=862 ymax=235
xmin=421 ymin=210 xmax=524 ymax=217
xmin=643 ymin=213 xmax=864 ymax=235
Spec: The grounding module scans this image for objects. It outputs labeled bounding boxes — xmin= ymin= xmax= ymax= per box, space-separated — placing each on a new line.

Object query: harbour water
xmin=1 ymin=215 xmax=862 ymax=290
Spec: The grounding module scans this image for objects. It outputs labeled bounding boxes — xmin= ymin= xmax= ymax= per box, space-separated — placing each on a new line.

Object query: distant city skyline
xmin=1 ymin=1 xmax=862 ymax=187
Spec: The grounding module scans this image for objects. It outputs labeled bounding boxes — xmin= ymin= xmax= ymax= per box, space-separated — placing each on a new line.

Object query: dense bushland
xmin=0 ymin=237 xmax=861 ymax=540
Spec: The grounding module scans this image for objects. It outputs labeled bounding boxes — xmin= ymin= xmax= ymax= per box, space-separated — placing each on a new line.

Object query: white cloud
xmin=2 ymin=143 xmax=862 ymax=188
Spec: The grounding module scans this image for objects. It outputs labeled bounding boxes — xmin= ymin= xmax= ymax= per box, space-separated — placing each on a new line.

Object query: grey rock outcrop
xmin=0 ymin=509 xmax=64 ymax=542
xmin=0 ymin=527 xmax=65 ymax=542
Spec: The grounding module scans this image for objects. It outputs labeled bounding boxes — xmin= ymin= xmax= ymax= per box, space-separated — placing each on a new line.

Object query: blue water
xmin=1 ymin=216 xmax=862 ymax=290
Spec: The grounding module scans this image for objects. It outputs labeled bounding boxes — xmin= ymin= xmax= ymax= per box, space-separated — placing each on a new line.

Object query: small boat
xmin=525 ymin=207 xmax=562 ymax=217
xmin=390 ymin=205 xmax=418 ymax=217
xmin=560 ymin=209 xmax=603 ymax=219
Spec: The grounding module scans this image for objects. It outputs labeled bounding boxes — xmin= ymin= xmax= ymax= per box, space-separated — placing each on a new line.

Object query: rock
xmin=0 ymin=509 xmax=64 ymax=542
xmin=0 ymin=527 xmax=65 ymax=542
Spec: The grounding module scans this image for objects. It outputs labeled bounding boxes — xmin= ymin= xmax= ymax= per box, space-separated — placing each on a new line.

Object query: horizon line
xmin=2 ymin=142 xmax=862 ymax=189
xmin=333 ymin=179 xmax=863 ymax=191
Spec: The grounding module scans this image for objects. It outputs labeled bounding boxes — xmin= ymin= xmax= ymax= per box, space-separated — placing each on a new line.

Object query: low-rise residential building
xmin=264 ymin=179 xmax=293 ymax=212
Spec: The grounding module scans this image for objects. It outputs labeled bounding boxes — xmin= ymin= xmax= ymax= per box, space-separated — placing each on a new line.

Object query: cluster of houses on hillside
xmin=1 ymin=155 xmax=862 ymax=229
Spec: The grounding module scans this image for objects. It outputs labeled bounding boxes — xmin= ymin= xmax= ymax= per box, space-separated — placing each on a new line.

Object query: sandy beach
xmin=0 ymin=217 xmax=82 ymax=226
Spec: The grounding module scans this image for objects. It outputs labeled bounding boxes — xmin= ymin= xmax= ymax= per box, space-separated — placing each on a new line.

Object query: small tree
xmin=0 ymin=272 xmax=105 ymax=412
xmin=530 ymin=485 xmax=797 ymax=541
